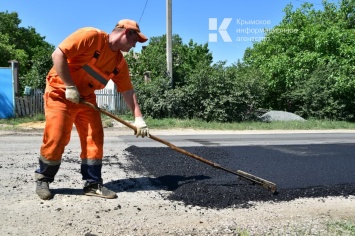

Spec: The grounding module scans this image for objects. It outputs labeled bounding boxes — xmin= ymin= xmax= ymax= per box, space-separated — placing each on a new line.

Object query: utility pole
xmin=166 ymin=0 xmax=173 ymax=88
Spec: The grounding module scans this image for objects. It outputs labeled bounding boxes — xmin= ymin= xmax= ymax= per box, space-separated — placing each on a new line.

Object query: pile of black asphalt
xmin=123 ymin=144 xmax=355 ymax=209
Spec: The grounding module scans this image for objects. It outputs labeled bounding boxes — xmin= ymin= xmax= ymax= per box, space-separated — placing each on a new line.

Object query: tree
xmin=0 ymin=33 xmax=28 ymax=66
xmin=242 ymin=0 xmax=355 ymax=120
xmin=0 ymin=11 xmax=54 ymax=92
xmin=125 ymin=34 xmax=213 ymax=87
xmin=125 ymin=34 xmax=262 ymax=122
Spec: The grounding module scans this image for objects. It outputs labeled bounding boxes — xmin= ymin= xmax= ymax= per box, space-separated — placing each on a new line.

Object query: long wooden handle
xmin=81 ymin=100 xmax=277 ymax=193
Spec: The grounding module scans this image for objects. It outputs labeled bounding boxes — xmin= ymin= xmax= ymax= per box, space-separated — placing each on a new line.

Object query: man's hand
xmin=134 ymin=117 xmax=149 ymax=138
xmin=65 ymin=86 xmax=80 ymax=104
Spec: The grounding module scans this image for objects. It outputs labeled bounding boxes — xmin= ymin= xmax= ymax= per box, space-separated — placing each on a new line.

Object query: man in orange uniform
xmin=34 ymin=19 xmax=149 ymax=200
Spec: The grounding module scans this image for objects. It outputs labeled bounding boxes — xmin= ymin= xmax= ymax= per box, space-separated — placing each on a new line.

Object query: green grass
xmin=228 ymin=219 xmax=355 ymax=236
xmin=129 ymin=116 xmax=355 ymax=130
xmin=1 ymin=113 xmax=355 ymax=131
xmin=0 ymin=114 xmax=45 ymax=130
xmin=326 ymin=220 xmax=355 ymax=235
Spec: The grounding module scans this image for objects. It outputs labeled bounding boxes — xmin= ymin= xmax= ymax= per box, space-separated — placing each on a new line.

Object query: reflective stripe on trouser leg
xmin=38 ymin=89 xmax=76 ymax=181
xmin=81 ymin=159 xmax=103 ymax=184
xmin=34 ymin=157 xmax=61 ymax=183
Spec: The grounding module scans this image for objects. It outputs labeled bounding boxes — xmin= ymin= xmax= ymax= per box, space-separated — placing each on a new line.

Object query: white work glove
xmin=65 ymin=86 xmax=80 ymax=104
xmin=134 ymin=117 xmax=149 ymax=138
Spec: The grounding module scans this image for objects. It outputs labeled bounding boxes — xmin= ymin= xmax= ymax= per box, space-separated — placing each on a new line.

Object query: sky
xmin=1 ymin=0 xmax=337 ymax=65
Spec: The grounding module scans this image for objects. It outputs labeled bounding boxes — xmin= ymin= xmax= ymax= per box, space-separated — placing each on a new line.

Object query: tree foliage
xmin=2 ymin=1 xmax=355 ymax=121
xmin=243 ymin=0 xmax=355 ymax=120
xmin=124 ymin=0 xmax=355 ymax=121
xmin=126 ymin=36 xmax=262 ymax=122
xmin=126 ymin=34 xmax=213 ymax=87
xmin=0 ymin=11 xmax=54 ymax=92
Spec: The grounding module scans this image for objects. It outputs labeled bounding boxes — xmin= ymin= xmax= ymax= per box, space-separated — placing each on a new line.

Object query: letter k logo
xmin=209 ymin=18 xmax=232 ymax=42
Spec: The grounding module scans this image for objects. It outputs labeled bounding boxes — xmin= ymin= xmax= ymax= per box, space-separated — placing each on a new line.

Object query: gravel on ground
xmin=0 ymin=125 xmax=354 ymax=235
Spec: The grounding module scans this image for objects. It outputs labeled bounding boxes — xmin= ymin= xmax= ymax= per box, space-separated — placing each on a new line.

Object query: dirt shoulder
xmin=11 ymin=120 xmax=355 ymax=135
xmin=0 ymin=124 xmax=354 ymax=235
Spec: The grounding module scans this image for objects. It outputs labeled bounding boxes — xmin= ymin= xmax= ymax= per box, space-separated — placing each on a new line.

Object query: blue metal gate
xmin=0 ymin=67 xmax=15 ymax=118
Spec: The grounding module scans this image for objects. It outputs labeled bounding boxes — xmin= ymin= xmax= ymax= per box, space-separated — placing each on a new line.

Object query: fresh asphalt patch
xmin=122 ymin=144 xmax=355 ymax=209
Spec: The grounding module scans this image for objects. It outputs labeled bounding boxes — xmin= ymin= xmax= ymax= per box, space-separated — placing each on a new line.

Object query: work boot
xmin=36 ymin=181 xmax=52 ymax=200
xmin=83 ymin=183 xmax=117 ymax=199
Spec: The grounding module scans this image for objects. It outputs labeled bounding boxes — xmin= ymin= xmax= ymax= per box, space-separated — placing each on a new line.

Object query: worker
xmin=34 ymin=19 xmax=149 ymax=200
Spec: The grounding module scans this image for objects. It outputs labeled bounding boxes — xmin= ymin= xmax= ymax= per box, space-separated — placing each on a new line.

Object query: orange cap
xmin=116 ymin=19 xmax=148 ymax=43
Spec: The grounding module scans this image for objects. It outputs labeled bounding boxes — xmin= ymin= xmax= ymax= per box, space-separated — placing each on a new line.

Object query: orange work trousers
xmin=40 ymin=86 xmax=104 ymax=163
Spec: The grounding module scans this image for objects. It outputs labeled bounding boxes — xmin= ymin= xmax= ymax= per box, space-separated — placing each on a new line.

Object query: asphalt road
xmin=118 ymin=132 xmax=355 ymax=208
xmin=1 ymin=130 xmax=354 ymax=208
xmin=118 ymin=132 xmax=355 ymax=147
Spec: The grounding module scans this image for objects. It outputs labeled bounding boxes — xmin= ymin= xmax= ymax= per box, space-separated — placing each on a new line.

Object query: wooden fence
xmin=15 ymin=93 xmax=44 ymax=117
xmin=14 ymin=89 xmax=128 ymax=117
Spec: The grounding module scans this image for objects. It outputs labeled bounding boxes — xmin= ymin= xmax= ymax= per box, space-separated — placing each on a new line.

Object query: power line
xmin=139 ymin=0 xmax=149 ymax=23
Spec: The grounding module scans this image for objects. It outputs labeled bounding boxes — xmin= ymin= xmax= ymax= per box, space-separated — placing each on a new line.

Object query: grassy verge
xmin=1 ymin=114 xmax=355 ymax=130
xmin=233 ymin=219 xmax=355 ymax=235
xmin=143 ymin=117 xmax=355 ymax=130
xmin=0 ymin=114 xmax=45 ymax=130
xmin=326 ymin=220 xmax=355 ymax=235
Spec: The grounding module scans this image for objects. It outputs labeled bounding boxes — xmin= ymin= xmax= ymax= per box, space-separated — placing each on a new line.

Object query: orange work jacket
xmin=46 ymin=27 xmax=133 ymax=97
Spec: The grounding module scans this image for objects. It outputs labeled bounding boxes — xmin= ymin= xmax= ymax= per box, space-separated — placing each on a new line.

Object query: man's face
xmin=110 ymin=28 xmax=139 ymax=52
xmin=122 ymin=30 xmax=138 ymax=51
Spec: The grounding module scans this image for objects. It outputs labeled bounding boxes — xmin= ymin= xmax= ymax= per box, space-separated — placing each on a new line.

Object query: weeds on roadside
xmin=2 ymin=114 xmax=355 ymax=131
xmin=326 ymin=220 xmax=355 ymax=235
xmin=127 ymin=117 xmax=355 ymax=131
xmin=227 ymin=219 xmax=355 ymax=236
xmin=0 ymin=114 xmax=45 ymax=128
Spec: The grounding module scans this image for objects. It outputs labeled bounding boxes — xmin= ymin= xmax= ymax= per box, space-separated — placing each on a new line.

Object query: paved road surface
xmin=114 ymin=131 xmax=355 ymax=208
xmin=117 ymin=132 xmax=355 ymax=147
xmin=1 ymin=130 xmax=354 ymax=208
